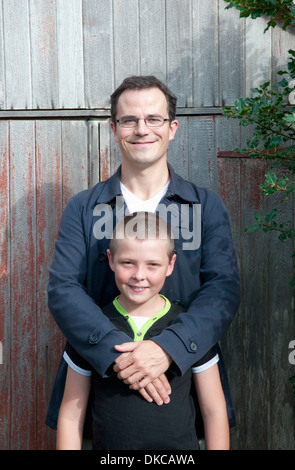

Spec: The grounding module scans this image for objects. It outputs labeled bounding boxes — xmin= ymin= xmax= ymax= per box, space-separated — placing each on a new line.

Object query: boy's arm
xmin=193 ymin=363 xmax=230 ymax=450
xmin=56 ymin=365 xmax=91 ymax=450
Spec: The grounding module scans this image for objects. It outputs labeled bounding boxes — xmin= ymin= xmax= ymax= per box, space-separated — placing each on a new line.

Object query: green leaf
xmin=265 ymin=172 xmax=277 ymax=185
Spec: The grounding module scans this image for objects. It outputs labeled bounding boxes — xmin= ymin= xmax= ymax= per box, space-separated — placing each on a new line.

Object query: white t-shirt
xmin=120 ymin=181 xmax=169 ymax=214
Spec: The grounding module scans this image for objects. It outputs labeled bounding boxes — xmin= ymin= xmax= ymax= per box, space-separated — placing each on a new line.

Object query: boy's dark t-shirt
xmin=64 ymin=298 xmax=218 ymax=450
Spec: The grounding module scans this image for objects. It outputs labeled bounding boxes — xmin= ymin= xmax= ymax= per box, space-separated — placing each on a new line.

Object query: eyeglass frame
xmin=115 ymin=114 xmax=171 ymax=129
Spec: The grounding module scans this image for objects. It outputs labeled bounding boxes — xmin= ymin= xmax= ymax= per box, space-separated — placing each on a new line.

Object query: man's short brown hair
xmin=110 ymin=75 xmax=177 ymax=124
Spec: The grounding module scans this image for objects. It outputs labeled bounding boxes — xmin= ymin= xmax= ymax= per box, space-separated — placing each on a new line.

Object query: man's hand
xmin=113 ymin=340 xmax=172 ymax=390
xmin=137 ymin=374 xmax=171 ymax=405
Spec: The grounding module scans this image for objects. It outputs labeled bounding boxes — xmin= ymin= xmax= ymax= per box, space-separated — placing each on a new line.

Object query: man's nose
xmin=134 ymin=119 xmax=150 ymax=135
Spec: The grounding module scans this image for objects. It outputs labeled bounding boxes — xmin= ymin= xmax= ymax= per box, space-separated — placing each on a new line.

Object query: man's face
xmin=110 ymin=87 xmax=178 ymax=169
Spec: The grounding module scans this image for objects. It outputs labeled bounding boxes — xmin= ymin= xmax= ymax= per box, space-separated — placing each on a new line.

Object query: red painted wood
xmin=0 ymin=122 xmax=10 ymax=450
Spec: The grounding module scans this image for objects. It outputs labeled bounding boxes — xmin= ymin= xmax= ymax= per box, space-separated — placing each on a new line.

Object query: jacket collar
xmin=96 ymin=163 xmax=200 ymax=204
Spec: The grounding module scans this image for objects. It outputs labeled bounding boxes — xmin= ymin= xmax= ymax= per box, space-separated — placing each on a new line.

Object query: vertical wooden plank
xmin=139 ymin=0 xmax=166 ymax=81
xmin=0 ymin=3 xmax=5 ymax=108
xmin=216 ymin=117 xmax=245 ymax=449
xmin=188 ymin=116 xmax=217 ymax=190
xmin=88 ymin=118 xmax=112 ymax=186
xmin=267 ymin=180 xmax=295 ymax=449
xmin=0 ymin=121 xmax=10 ymax=449
xmin=99 ymin=120 xmax=112 ymax=182
xmin=166 ymin=0 xmax=193 ymax=107
xmin=62 ymin=120 xmax=89 ymax=204
xmin=240 ymin=156 xmax=269 ymax=449
xmin=83 ymin=0 xmax=114 ymax=108
xmin=167 ymin=115 xmax=189 ymax=181
xmin=9 ymin=120 xmax=36 ymax=449
xmin=2 ymin=0 xmax=32 ymax=109
xmin=245 ymin=16 xmax=271 ymax=96
xmin=35 ymin=120 xmax=64 ymax=449
xmin=30 ymin=0 xmax=58 ymax=108
xmin=56 ymin=0 xmax=84 ymax=108
xmin=113 ymin=0 xmax=140 ymax=86
xmin=218 ymin=0 xmax=245 ymax=105
xmin=217 ymin=154 xmax=244 ymax=450
xmin=192 ymin=0 xmax=219 ymax=107
xmin=88 ymin=119 xmax=100 ymax=186
xmin=271 ymin=25 xmax=295 ymax=79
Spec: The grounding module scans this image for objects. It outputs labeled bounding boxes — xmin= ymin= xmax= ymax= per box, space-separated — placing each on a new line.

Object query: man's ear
xmin=110 ymin=121 xmax=118 ymax=143
xmin=169 ymin=120 xmax=178 ymax=142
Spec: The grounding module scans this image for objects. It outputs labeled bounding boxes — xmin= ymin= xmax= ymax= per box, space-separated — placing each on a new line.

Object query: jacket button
xmin=89 ymin=333 xmax=98 ymax=344
xmin=98 ymin=252 xmax=107 ymax=261
xmin=190 ymin=342 xmax=197 ymax=352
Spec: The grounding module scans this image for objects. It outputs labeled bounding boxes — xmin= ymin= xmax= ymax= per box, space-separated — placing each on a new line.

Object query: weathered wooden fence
xmin=0 ymin=0 xmax=294 ymax=449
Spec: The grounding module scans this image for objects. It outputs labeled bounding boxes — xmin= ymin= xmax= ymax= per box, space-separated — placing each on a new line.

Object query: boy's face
xmin=107 ymin=238 xmax=176 ymax=310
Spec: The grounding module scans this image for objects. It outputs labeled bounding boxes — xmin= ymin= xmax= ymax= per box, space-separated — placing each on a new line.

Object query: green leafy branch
xmin=223 ymin=51 xmax=295 ymax=169
xmin=223 ymin=3 xmax=295 ymax=292
xmin=223 ymin=0 xmax=295 ymax=399
xmin=223 ymin=55 xmax=295 ymax=285
xmin=224 ymin=0 xmax=295 ymax=31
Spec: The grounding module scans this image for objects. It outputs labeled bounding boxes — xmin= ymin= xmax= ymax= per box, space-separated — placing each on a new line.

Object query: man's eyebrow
xmin=120 ymin=114 xmax=163 ymax=118
xmin=119 ymin=114 xmax=137 ymax=118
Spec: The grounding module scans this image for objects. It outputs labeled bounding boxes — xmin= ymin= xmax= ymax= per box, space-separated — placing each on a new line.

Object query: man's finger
xmin=137 ymin=387 xmax=153 ymax=403
xmin=114 ymin=342 xmax=138 ymax=353
xmin=137 ymin=379 xmax=171 ymax=405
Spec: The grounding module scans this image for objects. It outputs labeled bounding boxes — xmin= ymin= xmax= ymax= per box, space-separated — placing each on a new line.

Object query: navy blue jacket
xmin=46 ymin=164 xmax=240 ymax=431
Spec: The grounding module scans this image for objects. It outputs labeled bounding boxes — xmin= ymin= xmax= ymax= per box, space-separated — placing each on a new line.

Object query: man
xmin=46 ymin=76 xmax=240 ymax=432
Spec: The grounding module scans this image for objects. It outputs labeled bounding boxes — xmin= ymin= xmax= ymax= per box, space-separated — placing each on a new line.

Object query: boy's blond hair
xmin=109 ymin=211 xmax=175 ymax=260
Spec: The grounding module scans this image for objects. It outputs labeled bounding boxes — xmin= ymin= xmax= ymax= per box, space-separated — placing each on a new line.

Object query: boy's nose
xmin=132 ymin=266 xmax=145 ymax=280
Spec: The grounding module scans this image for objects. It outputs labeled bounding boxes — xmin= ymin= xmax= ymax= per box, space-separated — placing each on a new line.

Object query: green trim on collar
xmin=113 ymin=295 xmax=171 ymax=341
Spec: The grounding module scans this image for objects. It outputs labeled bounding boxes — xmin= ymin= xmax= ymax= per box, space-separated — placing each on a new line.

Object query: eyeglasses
xmin=115 ymin=115 xmax=170 ymax=128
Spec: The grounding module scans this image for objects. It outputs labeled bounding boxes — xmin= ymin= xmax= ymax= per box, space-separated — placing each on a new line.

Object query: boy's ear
xmin=166 ymin=253 xmax=176 ymax=277
xmin=107 ymin=249 xmax=115 ymax=271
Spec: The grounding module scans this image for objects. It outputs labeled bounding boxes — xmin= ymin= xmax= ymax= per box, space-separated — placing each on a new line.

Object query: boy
xmin=56 ymin=212 xmax=229 ymax=450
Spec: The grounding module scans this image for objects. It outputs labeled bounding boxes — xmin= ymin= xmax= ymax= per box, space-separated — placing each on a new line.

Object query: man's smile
xmin=128 ymin=140 xmax=157 ymax=145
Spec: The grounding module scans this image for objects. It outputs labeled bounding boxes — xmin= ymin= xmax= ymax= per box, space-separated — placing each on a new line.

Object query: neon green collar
xmin=113 ymin=295 xmax=171 ymax=341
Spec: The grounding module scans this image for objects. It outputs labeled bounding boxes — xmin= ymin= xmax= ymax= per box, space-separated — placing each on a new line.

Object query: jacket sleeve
xmin=153 ymin=191 xmax=241 ymax=375
xmin=47 ymin=195 xmax=131 ymax=377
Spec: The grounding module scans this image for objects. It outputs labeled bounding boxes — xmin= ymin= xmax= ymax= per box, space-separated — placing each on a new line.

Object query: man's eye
xmin=147 ymin=118 xmax=162 ymax=124
xmin=122 ymin=118 xmax=136 ymax=124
